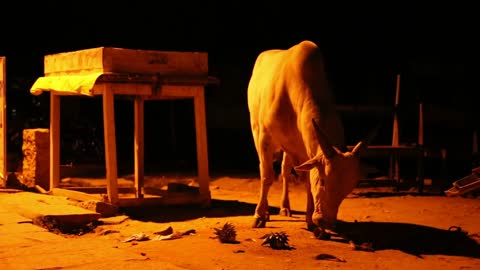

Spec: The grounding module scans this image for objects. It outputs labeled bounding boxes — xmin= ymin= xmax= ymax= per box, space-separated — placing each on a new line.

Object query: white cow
xmin=247 ymin=40 xmax=365 ymax=236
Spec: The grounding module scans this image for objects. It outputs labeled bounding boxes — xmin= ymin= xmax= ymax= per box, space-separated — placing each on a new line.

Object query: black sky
xmin=2 ymin=2 xmax=472 ymax=67
xmin=0 ymin=1 xmax=475 ymax=176
xmin=0 ymin=1 xmax=474 ymax=106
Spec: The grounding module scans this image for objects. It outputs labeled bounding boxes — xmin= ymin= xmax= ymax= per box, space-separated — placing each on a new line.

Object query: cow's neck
xmin=298 ymin=97 xmax=337 ymax=160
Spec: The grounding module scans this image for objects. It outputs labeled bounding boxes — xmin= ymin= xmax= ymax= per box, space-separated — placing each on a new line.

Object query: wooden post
xmin=102 ymin=89 xmax=119 ymax=204
xmin=134 ymin=96 xmax=144 ymax=199
xmin=416 ymin=102 xmax=425 ymax=192
xmin=391 ymin=74 xmax=401 ymax=184
xmin=193 ymin=86 xmax=211 ymax=205
xmin=50 ymin=92 xmax=61 ymax=190
xmin=0 ymin=57 xmax=6 ymax=187
xmin=392 ymin=74 xmax=400 ymax=147
xmin=418 ymin=102 xmax=424 ymax=146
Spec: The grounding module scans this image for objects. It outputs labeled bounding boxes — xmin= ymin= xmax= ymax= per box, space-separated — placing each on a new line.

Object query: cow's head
xmin=295 ymin=119 xmax=365 ymax=230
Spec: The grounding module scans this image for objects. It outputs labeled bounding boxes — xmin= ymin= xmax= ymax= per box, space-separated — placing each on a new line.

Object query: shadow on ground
xmin=350 ymin=191 xmax=446 ymax=198
xmin=333 ymin=220 xmax=480 ymax=258
xmin=121 ymin=199 xmax=305 ymax=223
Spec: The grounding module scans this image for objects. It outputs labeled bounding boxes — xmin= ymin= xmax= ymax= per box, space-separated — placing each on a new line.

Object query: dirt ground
xmin=5 ymin=175 xmax=480 ymax=270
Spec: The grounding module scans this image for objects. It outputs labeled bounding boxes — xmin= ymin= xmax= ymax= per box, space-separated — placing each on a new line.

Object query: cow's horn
xmin=352 ymin=119 xmax=384 ymax=156
xmin=351 ymin=141 xmax=364 ymax=156
xmin=312 ymin=118 xmax=337 ymax=159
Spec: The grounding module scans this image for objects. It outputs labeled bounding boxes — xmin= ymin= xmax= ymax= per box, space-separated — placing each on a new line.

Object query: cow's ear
xmin=294 ymin=158 xmax=319 ymax=171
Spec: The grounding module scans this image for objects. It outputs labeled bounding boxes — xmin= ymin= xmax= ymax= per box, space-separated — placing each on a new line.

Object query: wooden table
xmin=31 ymin=68 xmax=212 ymax=207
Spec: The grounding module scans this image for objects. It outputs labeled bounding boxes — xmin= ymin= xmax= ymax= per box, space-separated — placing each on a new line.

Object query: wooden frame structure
xmin=30 ymin=48 xmax=212 ymax=207
xmin=346 ymin=74 xmax=425 ymax=192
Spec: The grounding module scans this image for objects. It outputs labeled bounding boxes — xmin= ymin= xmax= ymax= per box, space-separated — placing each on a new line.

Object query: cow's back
xmin=247 ymin=40 xmax=345 ymax=155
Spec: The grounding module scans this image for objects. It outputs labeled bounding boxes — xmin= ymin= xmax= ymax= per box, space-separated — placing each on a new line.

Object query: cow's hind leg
xmin=279 ymin=153 xmax=294 ymax=217
xmin=252 ymin=134 xmax=276 ymax=228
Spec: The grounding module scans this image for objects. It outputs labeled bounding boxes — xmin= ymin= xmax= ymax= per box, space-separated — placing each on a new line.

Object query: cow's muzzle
xmin=312 ymin=212 xmax=337 ymax=230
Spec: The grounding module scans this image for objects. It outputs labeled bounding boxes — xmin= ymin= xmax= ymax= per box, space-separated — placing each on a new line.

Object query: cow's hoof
xmin=313 ymin=227 xmax=331 ymax=240
xmin=252 ymin=217 xmax=267 ymax=228
xmin=279 ymin=208 xmax=291 ymax=217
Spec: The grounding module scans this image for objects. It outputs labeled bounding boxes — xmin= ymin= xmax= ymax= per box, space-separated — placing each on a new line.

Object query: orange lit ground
xmin=2 ymin=176 xmax=480 ymax=269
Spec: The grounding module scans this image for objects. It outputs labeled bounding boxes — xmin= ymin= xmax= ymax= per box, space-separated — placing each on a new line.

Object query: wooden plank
xmin=105 ymin=84 xmax=205 ymax=100
xmin=102 ymin=89 xmax=119 ymax=204
xmin=97 ymin=73 xmax=211 ymax=85
xmin=44 ymin=47 xmax=104 ymax=76
xmin=44 ymin=47 xmax=208 ymax=77
xmin=57 ymin=76 xmax=210 ymax=97
xmin=51 ymin=188 xmax=105 ymax=202
xmin=159 ymin=84 xmax=200 ymax=98
xmin=346 ymin=145 xmax=423 ymax=158
xmin=50 ymin=93 xmax=61 ymax=189
xmin=55 ymin=186 xmax=135 ymax=194
xmin=0 ymin=192 xmax=101 ymax=225
xmin=134 ymin=96 xmax=144 ymax=198
xmin=0 ymin=57 xmax=6 ymax=187
xmin=92 ymin=82 xmax=152 ymax=96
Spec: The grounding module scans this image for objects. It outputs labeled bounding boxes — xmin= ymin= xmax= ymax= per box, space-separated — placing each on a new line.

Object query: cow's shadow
xmin=329 ymin=220 xmax=480 ymax=258
xmin=121 ymin=199 xmax=480 ymax=259
xmin=121 ymin=199 xmax=303 ymax=222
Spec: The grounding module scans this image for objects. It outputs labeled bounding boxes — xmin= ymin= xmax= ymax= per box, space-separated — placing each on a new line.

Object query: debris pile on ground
xmin=445 ymin=166 xmax=480 ymax=197
xmin=213 ymin=222 xmax=238 ymax=243
xmin=32 ymin=215 xmax=99 ymax=235
xmin=260 ymin=232 xmax=293 ymax=250
xmin=121 ymin=226 xmax=197 ymax=243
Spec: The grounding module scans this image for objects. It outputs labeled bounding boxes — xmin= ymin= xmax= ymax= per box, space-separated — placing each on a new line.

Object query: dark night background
xmin=0 ymin=1 xmax=476 ymax=186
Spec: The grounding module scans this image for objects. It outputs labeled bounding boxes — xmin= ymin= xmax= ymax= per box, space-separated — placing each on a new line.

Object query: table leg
xmin=102 ymin=90 xmax=118 ymax=204
xmin=134 ymin=96 xmax=144 ymax=199
xmin=50 ymin=92 xmax=60 ymax=190
xmin=193 ymin=87 xmax=210 ymax=205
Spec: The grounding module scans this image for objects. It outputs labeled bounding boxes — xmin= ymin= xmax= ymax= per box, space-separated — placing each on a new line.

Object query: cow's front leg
xmin=300 ymin=170 xmax=316 ymax=231
xmin=279 ymin=153 xmax=294 ymax=217
xmin=253 ymin=164 xmax=275 ymax=228
xmin=253 ymin=140 xmax=275 ymax=228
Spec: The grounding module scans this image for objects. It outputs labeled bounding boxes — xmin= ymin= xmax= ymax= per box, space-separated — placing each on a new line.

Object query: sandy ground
xmin=2 ymin=175 xmax=480 ymax=270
